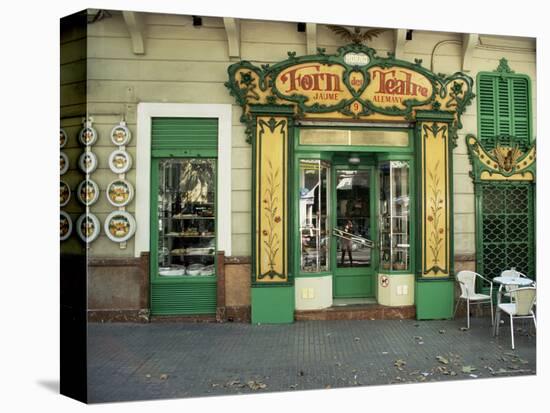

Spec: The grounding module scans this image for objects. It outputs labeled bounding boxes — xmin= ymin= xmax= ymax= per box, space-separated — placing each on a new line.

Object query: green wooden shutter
xmin=151 ymin=117 xmax=218 ymax=155
xmin=477 ymin=73 xmax=531 ymax=151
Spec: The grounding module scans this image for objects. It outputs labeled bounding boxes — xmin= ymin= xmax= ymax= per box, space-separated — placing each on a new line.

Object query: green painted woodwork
xmin=477 ymin=69 xmax=532 ymax=152
xmin=251 ymin=286 xmax=295 ymax=324
xmin=151 ymin=279 xmax=217 ymax=315
xmin=475 ymin=182 xmax=536 ymax=280
xmin=415 ymin=279 xmax=454 ymax=319
xmin=225 ymin=43 xmax=474 ymax=145
xmin=149 ymin=118 xmax=219 ymax=316
xmin=332 ymin=164 xmax=376 ymax=298
xmin=151 ymin=117 xmax=218 ymax=156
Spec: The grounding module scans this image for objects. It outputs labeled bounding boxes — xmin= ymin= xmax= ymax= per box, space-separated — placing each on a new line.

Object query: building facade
xmin=60 ymin=10 xmax=536 ymax=324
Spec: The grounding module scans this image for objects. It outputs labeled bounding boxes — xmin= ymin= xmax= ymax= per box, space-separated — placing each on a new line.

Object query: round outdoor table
xmin=492 ymin=276 xmax=534 ymax=335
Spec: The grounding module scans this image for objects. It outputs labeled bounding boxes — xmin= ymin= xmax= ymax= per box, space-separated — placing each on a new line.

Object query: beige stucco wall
xmin=62 ymin=11 xmax=536 ymax=260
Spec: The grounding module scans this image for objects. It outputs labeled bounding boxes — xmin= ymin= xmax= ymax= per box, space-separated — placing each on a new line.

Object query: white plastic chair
xmin=499 ymin=269 xmax=533 ymax=302
xmin=494 ymin=286 xmax=536 ymax=349
xmin=454 ymin=271 xmax=494 ymax=329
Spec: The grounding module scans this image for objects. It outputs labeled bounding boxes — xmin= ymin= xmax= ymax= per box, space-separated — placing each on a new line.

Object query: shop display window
xmin=157 ymin=159 xmax=216 ymax=277
xmin=299 ymin=160 xmax=330 ymax=272
xmin=379 ymin=161 xmax=410 ymax=271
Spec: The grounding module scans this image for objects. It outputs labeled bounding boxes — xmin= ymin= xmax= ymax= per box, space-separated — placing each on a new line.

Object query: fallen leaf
xmin=298 ymin=370 xmax=305 ymax=376
xmin=382 ymin=351 xmax=389 ymax=355
xmin=436 ymin=356 xmax=449 ymax=365
xmin=460 ymin=327 xmax=468 ymax=331
xmin=160 ymin=374 xmax=168 ymax=380
xmin=325 ymin=384 xmax=331 ymax=389
xmin=394 ymin=359 xmax=407 ymax=369
xmin=413 ymin=336 xmax=423 ymax=340
xmin=439 ymin=329 xmax=446 ymax=334
xmin=354 ymin=337 xmax=361 ymax=341
xmin=462 ymin=365 xmax=477 ymax=374
xmin=289 ymin=384 xmax=297 ymax=389
xmin=247 ymin=380 xmax=267 ymax=390
xmin=418 ymin=341 xmax=424 ymax=345
xmin=469 ymin=374 xmax=478 ymax=378
xmin=145 ymin=374 xmax=151 ymax=378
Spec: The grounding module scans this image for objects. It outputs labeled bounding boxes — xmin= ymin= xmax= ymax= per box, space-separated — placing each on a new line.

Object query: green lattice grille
xmin=478 ymin=183 xmax=535 ymax=280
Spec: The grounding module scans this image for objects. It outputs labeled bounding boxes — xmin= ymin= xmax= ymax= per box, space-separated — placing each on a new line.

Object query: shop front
xmin=226 ymin=43 xmax=475 ymax=323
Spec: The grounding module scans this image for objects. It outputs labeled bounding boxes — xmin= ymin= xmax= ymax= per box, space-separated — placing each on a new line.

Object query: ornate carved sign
xmin=225 ymin=44 xmax=474 ymax=144
xmin=466 ymin=135 xmax=536 ymax=182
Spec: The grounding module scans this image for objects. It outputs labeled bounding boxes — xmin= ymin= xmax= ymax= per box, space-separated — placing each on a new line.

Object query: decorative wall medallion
xmin=60 ymin=180 xmax=71 ymax=206
xmin=108 ymin=149 xmax=132 ymax=174
xmin=60 ymin=152 xmax=69 ymax=175
xmin=110 ymin=124 xmax=132 ymax=146
xmin=78 ymin=151 xmax=98 ymax=174
xmin=79 ymin=126 xmax=98 ymax=146
xmin=60 ymin=129 xmax=68 ymax=148
xmin=60 ymin=211 xmax=72 ymax=241
xmin=77 ymin=179 xmax=100 ymax=206
xmin=106 ymin=179 xmax=134 ymax=207
xmin=76 ymin=213 xmax=101 ymax=243
xmin=104 ymin=211 xmax=136 ymax=242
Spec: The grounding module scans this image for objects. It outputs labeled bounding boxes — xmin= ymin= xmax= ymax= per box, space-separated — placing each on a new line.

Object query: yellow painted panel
xmin=421 ymin=122 xmax=450 ymax=277
xmin=255 ymin=116 xmax=288 ymax=282
xmin=480 ymin=171 xmax=534 ymax=181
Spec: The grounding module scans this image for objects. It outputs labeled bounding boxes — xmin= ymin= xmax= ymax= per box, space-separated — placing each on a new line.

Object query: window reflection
xmin=379 ymin=161 xmax=410 ymax=271
xmin=299 ymin=160 xmax=330 ymax=272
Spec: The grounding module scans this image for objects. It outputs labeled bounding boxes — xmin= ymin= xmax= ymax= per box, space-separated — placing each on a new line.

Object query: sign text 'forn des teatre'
xmin=275 ymin=63 xmax=433 ymax=110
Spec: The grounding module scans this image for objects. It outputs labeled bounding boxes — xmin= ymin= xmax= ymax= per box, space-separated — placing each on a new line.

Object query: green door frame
xmin=292 ymin=126 xmax=416 ymax=300
xmin=331 ymin=159 xmax=377 ymax=298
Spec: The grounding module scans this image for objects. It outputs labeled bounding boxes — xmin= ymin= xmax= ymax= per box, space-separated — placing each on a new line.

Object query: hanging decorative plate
xmin=106 ymin=179 xmax=134 ymax=207
xmin=108 ymin=149 xmax=132 ymax=174
xmin=76 ymin=213 xmax=101 ymax=243
xmin=110 ymin=123 xmax=132 ymax=146
xmin=60 ymin=152 xmax=69 ymax=175
xmin=60 ymin=211 xmax=72 ymax=241
xmin=78 ymin=126 xmax=98 ymax=146
xmin=77 ymin=179 xmax=100 ymax=206
xmin=104 ymin=210 xmax=136 ymax=242
xmin=60 ymin=129 xmax=68 ymax=148
xmin=60 ymin=180 xmax=71 ymax=206
xmin=78 ymin=151 xmax=98 ymax=174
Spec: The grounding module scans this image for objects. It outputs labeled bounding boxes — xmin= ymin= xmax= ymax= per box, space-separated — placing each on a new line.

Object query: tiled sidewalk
xmin=88 ymin=317 xmax=536 ymax=403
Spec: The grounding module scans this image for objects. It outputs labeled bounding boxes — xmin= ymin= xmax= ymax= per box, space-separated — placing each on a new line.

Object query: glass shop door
xmin=331 ymin=165 xmax=377 ymax=298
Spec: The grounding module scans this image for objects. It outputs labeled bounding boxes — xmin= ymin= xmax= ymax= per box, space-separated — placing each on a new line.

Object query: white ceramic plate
xmin=79 ymin=126 xmax=98 ymax=146
xmin=104 ymin=210 xmax=136 ymax=242
xmin=110 ymin=124 xmax=132 ymax=146
xmin=60 ymin=211 xmax=72 ymax=241
xmin=78 ymin=151 xmax=98 ymax=174
xmin=60 ymin=180 xmax=71 ymax=206
xmin=60 ymin=152 xmax=69 ymax=175
xmin=76 ymin=213 xmax=101 ymax=243
xmin=60 ymin=129 xmax=68 ymax=148
xmin=77 ymin=179 xmax=100 ymax=206
xmin=108 ymin=149 xmax=133 ymax=174
xmin=106 ymin=179 xmax=134 ymax=207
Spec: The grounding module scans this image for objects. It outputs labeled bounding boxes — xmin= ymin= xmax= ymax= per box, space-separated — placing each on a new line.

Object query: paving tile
xmin=87 ymin=317 xmax=536 ymax=403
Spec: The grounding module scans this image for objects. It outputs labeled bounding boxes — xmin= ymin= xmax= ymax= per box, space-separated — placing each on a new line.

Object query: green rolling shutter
xmin=477 ymin=73 xmax=531 ymax=151
xmin=151 ymin=117 xmax=218 ymax=155
xmin=150 ymin=117 xmax=218 ymax=316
